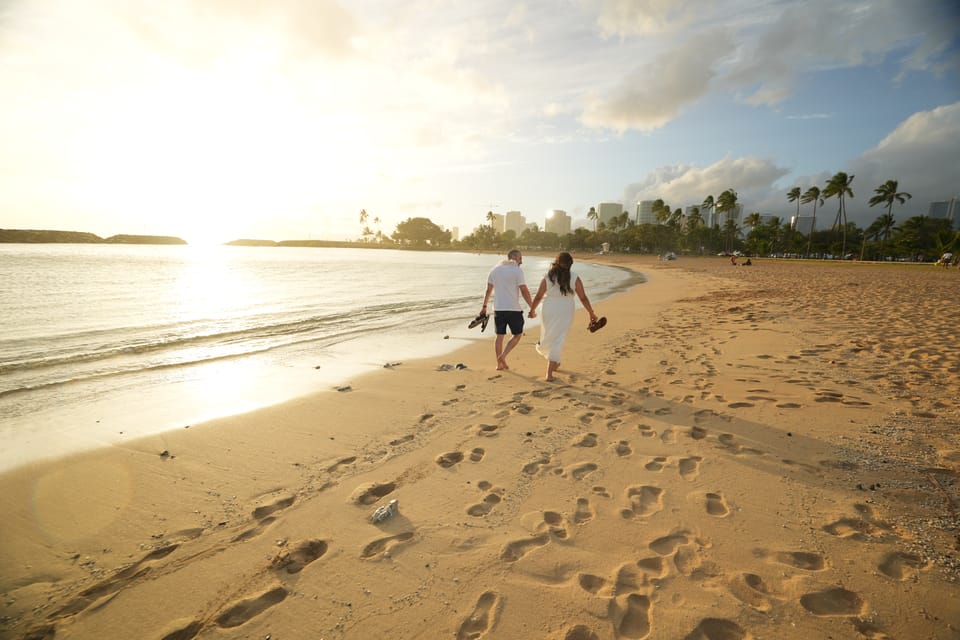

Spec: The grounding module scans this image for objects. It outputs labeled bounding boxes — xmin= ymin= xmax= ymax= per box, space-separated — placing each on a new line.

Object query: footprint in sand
xmin=360 ymin=531 xmax=414 ymax=559
xmin=522 ymin=455 xmax=551 ymax=475
xmin=592 ymin=486 xmax=611 ymax=498
xmin=612 ymin=440 xmax=632 ymax=456
xmin=270 ymin=539 xmax=328 ymax=573
xmin=578 ymin=573 xmax=607 ymax=594
xmin=252 ymin=495 xmax=296 ymax=520
xmin=678 ymin=456 xmax=702 ymax=481
xmin=621 ymin=485 xmax=664 ymax=519
xmin=436 ymin=451 xmax=465 ymax=468
xmin=660 ymin=428 xmax=675 ymax=444
xmin=500 ymin=533 xmax=550 ymax=562
xmin=215 ymin=586 xmax=288 ymax=629
xmin=637 ymin=424 xmax=657 ymax=439
xmin=564 ymin=462 xmax=599 ymax=481
xmin=55 ymin=544 xmax=182 ymax=617
xmin=673 ymin=543 xmax=703 ymax=576
xmin=649 ymin=532 xmax=689 ymax=556
xmin=644 ymin=456 xmax=667 ymax=472
xmin=878 ymin=551 xmax=929 ymax=580
xmin=636 ymin=556 xmax=669 ymax=579
xmin=771 ymin=550 xmax=828 ymax=571
xmin=689 ymin=426 xmax=708 ymax=440
xmin=616 ymin=593 xmax=652 ymax=639
xmin=353 ymin=482 xmax=397 ymax=505
xmin=727 ymin=401 xmax=754 ymax=409
xmin=457 ymin=591 xmax=500 ymax=640
xmin=326 ymin=456 xmax=357 ymax=472
xmin=389 ymin=434 xmax=415 ymax=446
xmin=467 ymin=492 xmax=503 ymax=517
xmin=477 ymin=424 xmax=500 ymax=437
xmin=776 ymin=402 xmax=802 ymax=409
xmin=562 ymin=624 xmax=600 ymax=640
xmin=542 ymin=511 xmax=571 ymax=540
xmin=573 ymin=432 xmax=599 ymax=447
xmin=800 ymin=587 xmax=866 ymax=617
xmin=705 ymin=492 xmax=730 ymax=517
xmin=728 ymin=573 xmax=775 ymax=612
xmin=578 ymin=412 xmax=596 ymax=424
xmin=469 ymin=448 xmax=485 ymax=462
xmin=574 ymin=497 xmax=595 ymax=524
xmin=686 ymin=618 xmax=749 ymax=639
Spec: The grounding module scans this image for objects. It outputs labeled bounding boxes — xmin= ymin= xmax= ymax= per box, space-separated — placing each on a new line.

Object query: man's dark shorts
xmin=494 ymin=310 xmax=524 ymax=335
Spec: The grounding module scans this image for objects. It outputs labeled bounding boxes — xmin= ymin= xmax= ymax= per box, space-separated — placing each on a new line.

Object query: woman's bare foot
xmin=497 ymin=358 xmax=509 ymax=370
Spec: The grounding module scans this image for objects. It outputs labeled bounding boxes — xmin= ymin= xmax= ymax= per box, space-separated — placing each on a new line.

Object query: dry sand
xmin=1 ymin=256 xmax=958 ymax=640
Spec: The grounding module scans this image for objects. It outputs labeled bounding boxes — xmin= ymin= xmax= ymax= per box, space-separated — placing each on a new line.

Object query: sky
xmin=1 ymin=0 xmax=958 ymax=245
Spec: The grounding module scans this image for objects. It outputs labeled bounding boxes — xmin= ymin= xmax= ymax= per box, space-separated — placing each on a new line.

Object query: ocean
xmin=0 ymin=244 xmax=643 ymax=472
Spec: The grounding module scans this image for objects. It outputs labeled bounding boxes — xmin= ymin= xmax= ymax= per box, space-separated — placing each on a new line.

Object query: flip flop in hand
xmin=588 ymin=316 xmax=607 ymax=333
xmin=468 ymin=312 xmax=489 ymax=330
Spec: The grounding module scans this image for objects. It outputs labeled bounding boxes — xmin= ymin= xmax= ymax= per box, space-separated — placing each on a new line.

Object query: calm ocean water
xmin=0 ymin=244 xmax=643 ymax=471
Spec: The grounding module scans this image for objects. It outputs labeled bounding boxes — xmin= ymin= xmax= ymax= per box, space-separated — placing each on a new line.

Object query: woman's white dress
xmin=536 ymin=271 xmax=579 ymax=363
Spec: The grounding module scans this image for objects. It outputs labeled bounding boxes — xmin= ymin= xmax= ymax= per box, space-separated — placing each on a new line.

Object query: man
xmin=480 ymin=249 xmax=536 ymax=370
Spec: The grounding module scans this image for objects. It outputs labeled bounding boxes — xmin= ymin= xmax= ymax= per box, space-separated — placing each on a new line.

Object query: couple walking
xmin=478 ymin=249 xmax=600 ymax=381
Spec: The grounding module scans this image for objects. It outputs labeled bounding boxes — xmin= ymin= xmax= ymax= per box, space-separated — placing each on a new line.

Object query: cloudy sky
xmin=1 ymin=0 xmax=958 ymax=244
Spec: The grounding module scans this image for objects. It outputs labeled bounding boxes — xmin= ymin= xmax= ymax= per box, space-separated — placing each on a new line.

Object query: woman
xmin=528 ymin=252 xmax=599 ymax=381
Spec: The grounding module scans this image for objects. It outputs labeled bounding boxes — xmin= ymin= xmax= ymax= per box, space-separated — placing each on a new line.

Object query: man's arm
xmin=519 ymin=284 xmax=534 ymax=309
xmin=481 ymin=282 xmax=494 ymax=314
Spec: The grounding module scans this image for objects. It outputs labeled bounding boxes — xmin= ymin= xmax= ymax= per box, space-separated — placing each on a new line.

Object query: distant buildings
xmin=545 ymin=210 xmax=571 ymax=235
xmin=791 ymin=215 xmax=816 ymax=234
xmin=597 ymin=202 xmax=623 ymax=226
xmin=636 ymin=201 xmax=657 ymax=225
xmin=928 ymin=198 xmax=959 ymax=228
xmin=503 ymin=210 xmax=527 ymax=235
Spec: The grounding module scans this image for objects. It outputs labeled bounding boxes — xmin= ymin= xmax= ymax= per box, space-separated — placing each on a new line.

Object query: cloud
xmin=581 ymin=30 xmax=734 ymax=132
xmin=622 ymin=156 xmax=790 ymax=209
xmin=846 ymin=102 xmax=960 ymax=220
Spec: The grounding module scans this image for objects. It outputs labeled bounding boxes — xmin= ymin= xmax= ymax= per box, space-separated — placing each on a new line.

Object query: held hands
xmin=528 ymin=309 xmax=537 ymax=318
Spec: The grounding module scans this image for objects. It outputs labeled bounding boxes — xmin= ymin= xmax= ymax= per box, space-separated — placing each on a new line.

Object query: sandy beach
xmin=1 ymin=256 xmax=958 ymax=640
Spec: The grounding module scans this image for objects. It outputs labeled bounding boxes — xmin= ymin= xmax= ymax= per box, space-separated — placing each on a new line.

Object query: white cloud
xmin=581 ymin=30 xmax=734 ymax=132
xmin=623 ymin=156 xmax=790 ymax=209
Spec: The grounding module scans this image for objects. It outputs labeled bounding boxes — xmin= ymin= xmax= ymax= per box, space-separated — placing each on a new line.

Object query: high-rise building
xmin=929 ymin=198 xmax=959 ymax=228
xmin=489 ymin=213 xmax=505 ymax=232
xmin=545 ymin=210 xmax=571 ymax=235
xmin=791 ymin=216 xmax=815 ymax=234
xmin=504 ymin=211 xmax=526 ymax=235
xmin=597 ymin=202 xmax=623 ymax=226
xmin=636 ymin=200 xmax=657 ymax=225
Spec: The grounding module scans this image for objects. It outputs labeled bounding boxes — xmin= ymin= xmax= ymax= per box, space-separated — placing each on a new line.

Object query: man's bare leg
xmin=495 ymin=335 xmax=507 ymax=370
xmin=498 ymin=334 xmax=522 ymax=370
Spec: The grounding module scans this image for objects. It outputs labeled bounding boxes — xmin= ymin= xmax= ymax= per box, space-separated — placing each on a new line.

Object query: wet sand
xmin=1 ymin=256 xmax=958 ymax=639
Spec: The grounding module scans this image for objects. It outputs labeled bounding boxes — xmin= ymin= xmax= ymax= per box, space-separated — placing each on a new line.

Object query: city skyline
xmin=1 ymin=1 xmax=958 ymax=245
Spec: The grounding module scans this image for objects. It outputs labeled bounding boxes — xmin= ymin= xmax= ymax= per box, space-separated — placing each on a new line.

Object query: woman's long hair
xmin=547 ymin=252 xmax=574 ymax=295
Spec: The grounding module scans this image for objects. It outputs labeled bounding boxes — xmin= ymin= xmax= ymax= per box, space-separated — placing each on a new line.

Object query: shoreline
xmin=0 ymin=249 xmax=642 ymax=474
xmin=1 ymin=256 xmax=958 ymax=639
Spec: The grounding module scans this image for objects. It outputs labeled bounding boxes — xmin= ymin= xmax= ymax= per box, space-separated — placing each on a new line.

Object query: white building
xmin=636 ymin=200 xmax=657 ymax=225
xmin=504 ymin=211 xmax=526 ymax=235
xmin=489 ymin=213 xmax=505 ymax=232
xmin=545 ymin=210 xmax=571 ymax=235
xmin=597 ymin=202 xmax=623 ymax=226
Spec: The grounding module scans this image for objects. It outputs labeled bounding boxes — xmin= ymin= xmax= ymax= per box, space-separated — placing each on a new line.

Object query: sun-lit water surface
xmin=0 ymin=244 xmax=644 ymax=472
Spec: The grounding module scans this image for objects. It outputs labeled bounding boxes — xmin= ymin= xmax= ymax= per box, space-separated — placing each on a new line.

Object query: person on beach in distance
xmin=528 ymin=252 xmax=599 ymax=382
xmin=480 ymin=249 xmax=536 ymax=370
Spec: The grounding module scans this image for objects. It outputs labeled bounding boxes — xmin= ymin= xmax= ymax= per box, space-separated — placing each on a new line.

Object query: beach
xmin=1 ymin=256 xmax=958 ymax=639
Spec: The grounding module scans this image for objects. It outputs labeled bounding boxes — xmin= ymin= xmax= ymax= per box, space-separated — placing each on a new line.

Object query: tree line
xmin=360 ymin=174 xmax=958 ymax=261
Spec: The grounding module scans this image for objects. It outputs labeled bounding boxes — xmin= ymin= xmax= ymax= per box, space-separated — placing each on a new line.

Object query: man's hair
xmin=507 ymin=249 xmax=521 ymax=261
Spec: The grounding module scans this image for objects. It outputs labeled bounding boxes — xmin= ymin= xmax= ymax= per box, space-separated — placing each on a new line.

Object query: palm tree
xmin=587 ymin=206 xmax=599 ymax=231
xmin=486 ymin=210 xmax=496 ymax=229
xmin=868 ymin=180 xmax=911 ymax=224
xmin=373 ymin=216 xmax=382 ymax=243
xmin=716 ymin=189 xmax=738 ymax=225
xmin=745 ymin=212 xmax=762 ymax=230
xmin=823 ymin=172 xmax=855 ymax=257
xmin=787 ymin=187 xmax=801 ymax=222
xmin=873 ymin=212 xmax=897 ymax=259
xmin=359 ymin=208 xmax=368 ymax=227
xmin=701 ymin=195 xmax=715 ymax=226
xmin=800 ymin=186 xmax=823 ymax=257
